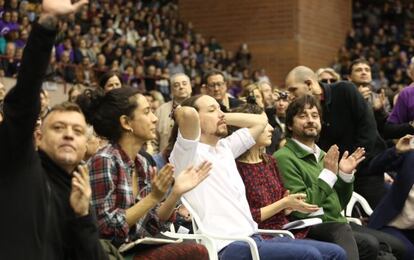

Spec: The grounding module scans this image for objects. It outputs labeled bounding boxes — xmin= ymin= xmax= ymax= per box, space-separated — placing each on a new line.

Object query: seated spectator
xmin=233 ymin=102 xmax=319 ymax=240
xmin=169 ymin=94 xmax=347 ymax=260
xmin=0 ymin=41 xmax=18 ymax=77
xmin=0 ymin=81 xmax=5 ymax=102
xmin=99 ymin=71 xmax=122 ymax=93
xmin=239 ymin=83 xmax=265 ymax=108
xmin=265 ymin=89 xmax=290 ymax=154
xmin=77 ymin=87 xmax=210 ymax=259
xmin=75 ymin=56 xmax=96 ymax=86
xmin=67 ymin=84 xmax=84 ymax=103
xmin=274 ymin=95 xmax=406 ymax=260
xmin=257 ymin=81 xmax=274 ymax=109
xmin=316 ymin=68 xmax=340 ymax=84
xmin=202 ymin=69 xmax=243 ymax=111
xmin=367 ymin=135 xmax=414 ymax=260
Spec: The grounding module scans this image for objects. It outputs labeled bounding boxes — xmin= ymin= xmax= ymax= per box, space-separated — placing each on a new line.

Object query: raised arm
xmin=225 ymin=112 xmax=268 ymax=141
xmin=174 ymin=106 xmax=200 ymax=140
xmin=0 ymin=0 xmax=88 ymax=164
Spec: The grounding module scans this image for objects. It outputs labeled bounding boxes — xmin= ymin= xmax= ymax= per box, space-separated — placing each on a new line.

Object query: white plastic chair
xmin=163 ymin=197 xmax=294 ymax=260
xmin=343 ymin=192 xmax=373 ymax=225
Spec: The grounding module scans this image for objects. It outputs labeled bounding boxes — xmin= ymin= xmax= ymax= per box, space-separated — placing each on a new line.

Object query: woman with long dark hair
xmin=77 ymin=87 xmax=211 ymax=259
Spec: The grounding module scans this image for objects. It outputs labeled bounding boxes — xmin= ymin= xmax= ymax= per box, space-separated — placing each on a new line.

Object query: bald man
xmin=284 ymin=66 xmax=387 ymax=208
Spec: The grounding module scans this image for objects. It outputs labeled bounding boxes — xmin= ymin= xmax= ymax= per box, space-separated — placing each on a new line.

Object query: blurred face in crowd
xmin=319 ymin=72 xmax=337 ymax=84
xmin=289 ymin=105 xmax=321 ymax=143
xmin=38 ymin=111 xmax=88 ymax=173
xmin=256 ymin=123 xmax=274 ymax=148
xmin=104 ymin=75 xmax=122 ymax=93
xmin=252 ymin=88 xmax=264 ymax=108
xmin=259 ymin=82 xmax=273 ymax=107
xmin=69 ymin=88 xmax=82 ymax=103
xmin=274 ymin=93 xmax=290 ymax=117
xmin=350 ymin=62 xmax=372 ymax=86
xmin=195 ymin=95 xmax=228 ymax=140
xmin=171 ymin=74 xmax=192 ymax=102
xmin=0 ymin=82 xmax=5 ymax=101
xmin=205 ymin=74 xmax=227 ymax=102
xmin=40 ymin=91 xmax=50 ymax=114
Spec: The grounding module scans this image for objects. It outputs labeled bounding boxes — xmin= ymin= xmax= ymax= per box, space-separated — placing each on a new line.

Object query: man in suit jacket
xmin=368 ymin=135 xmax=414 ymax=260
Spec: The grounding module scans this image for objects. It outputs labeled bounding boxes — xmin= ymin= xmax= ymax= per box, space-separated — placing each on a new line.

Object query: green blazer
xmin=274 ymin=139 xmax=353 ymax=223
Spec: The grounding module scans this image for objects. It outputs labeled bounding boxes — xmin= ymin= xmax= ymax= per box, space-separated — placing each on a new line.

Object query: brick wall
xmin=179 ymin=0 xmax=351 ymax=86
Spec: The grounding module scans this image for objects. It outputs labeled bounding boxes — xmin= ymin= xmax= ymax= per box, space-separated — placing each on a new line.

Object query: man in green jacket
xmin=274 ymin=95 xmax=405 ymax=260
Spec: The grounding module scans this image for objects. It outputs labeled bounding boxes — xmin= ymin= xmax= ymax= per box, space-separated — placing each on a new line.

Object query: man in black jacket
xmin=0 ymin=0 xmax=107 ymax=259
xmin=284 ymin=65 xmax=387 ymax=208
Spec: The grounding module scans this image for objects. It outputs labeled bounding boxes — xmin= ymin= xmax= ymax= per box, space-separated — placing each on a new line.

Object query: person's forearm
xmin=156 ymin=190 xmax=181 ymax=221
xmin=260 ymin=198 xmax=287 ymax=221
xmin=225 ymin=113 xmax=267 ymax=140
xmin=125 ymin=193 xmax=159 ymax=227
xmin=225 ymin=113 xmax=266 ymax=128
xmin=175 ymin=106 xmax=200 ymax=140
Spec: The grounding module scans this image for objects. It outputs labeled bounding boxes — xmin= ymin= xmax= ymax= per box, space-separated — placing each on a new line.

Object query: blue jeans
xmin=219 ymin=234 xmax=346 ymax=260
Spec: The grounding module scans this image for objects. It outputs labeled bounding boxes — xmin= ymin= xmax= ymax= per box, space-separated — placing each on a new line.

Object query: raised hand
xmin=42 ymin=0 xmax=89 ymax=16
xmin=324 ymin=145 xmax=340 ymax=174
xmin=149 ymin=164 xmax=174 ymax=201
xmin=339 ymin=147 xmax=366 ymax=174
xmin=70 ymin=164 xmax=92 ymax=217
xmin=396 ymin=135 xmax=414 ymax=154
xmin=173 ymin=161 xmax=212 ymax=195
xmin=282 ymin=193 xmax=319 ymax=214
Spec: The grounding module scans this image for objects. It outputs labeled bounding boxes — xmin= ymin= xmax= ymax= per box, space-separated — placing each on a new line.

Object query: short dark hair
xmin=77 ymin=87 xmax=140 ymax=142
xmin=348 ymin=58 xmax=370 ymax=75
xmin=285 ymin=95 xmax=322 ymax=138
xmin=203 ymin=69 xmax=226 ymax=85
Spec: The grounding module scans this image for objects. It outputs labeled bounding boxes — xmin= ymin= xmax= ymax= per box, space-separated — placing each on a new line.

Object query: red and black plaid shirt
xmin=88 ymin=143 xmax=171 ymax=246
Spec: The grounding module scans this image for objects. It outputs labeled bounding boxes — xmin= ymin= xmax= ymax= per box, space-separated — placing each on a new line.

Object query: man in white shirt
xmin=169 ymin=94 xmax=346 ymax=260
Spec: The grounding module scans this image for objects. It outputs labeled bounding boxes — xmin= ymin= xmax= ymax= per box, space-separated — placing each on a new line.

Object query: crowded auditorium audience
xmin=1 ymin=0 xmax=414 ymax=259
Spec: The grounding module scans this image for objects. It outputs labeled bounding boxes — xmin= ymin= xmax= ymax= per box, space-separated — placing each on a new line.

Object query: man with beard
xmin=284 ymin=65 xmax=387 ymax=208
xmin=168 ymin=94 xmax=347 ymax=260
xmin=274 ymin=95 xmax=405 ymax=260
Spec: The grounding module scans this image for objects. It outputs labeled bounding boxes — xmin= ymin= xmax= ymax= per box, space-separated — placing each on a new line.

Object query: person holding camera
xmin=265 ymin=88 xmax=290 ymax=154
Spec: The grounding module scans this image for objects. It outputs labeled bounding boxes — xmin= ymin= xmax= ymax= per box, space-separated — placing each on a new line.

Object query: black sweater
xmin=317 ymin=81 xmax=387 ymax=174
xmin=0 ymin=23 xmax=107 ymax=260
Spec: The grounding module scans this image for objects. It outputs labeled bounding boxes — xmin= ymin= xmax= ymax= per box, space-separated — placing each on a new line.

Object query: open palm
xmin=174 ymin=161 xmax=212 ymax=195
xmin=339 ymin=147 xmax=365 ymax=174
xmin=42 ymin=0 xmax=88 ymax=16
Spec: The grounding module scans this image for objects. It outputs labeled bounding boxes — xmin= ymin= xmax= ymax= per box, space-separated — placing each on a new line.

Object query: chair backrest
xmin=181 ymin=197 xmax=205 ymax=234
xmin=345 ymin=192 xmax=373 ymax=217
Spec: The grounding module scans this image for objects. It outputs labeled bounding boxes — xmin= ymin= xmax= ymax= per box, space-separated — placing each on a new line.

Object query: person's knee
xmin=356 ymin=234 xmax=380 ymax=259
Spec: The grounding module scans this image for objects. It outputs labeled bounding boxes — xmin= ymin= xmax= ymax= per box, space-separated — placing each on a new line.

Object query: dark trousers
xmin=380 ymin=226 xmax=414 ymax=260
xmin=308 ymin=222 xmax=406 ymax=260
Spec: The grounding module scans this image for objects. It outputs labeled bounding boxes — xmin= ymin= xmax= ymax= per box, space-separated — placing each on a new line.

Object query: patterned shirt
xmin=236 ymin=154 xmax=307 ymax=239
xmin=88 ymin=143 xmax=172 ymax=246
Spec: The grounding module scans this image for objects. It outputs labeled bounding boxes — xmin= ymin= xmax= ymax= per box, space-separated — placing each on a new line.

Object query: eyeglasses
xmin=206 ymin=81 xmax=225 ymax=89
xmin=320 ymin=78 xmax=338 ymax=84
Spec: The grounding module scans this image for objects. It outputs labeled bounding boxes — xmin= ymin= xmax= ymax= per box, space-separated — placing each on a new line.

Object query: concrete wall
xmin=179 ymin=0 xmax=351 ymax=86
xmin=2 ymin=77 xmax=70 ymax=106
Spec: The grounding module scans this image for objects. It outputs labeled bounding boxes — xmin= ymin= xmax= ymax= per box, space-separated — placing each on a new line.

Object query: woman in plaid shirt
xmin=77 ymin=87 xmax=211 ymax=259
